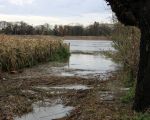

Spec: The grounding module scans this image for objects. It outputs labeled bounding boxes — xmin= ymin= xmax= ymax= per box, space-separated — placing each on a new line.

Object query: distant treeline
xmin=0 ymin=21 xmax=113 ymax=36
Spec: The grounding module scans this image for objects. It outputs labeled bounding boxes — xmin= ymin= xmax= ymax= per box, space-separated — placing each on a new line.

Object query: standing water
xmin=15 ymin=100 xmax=74 ymax=120
xmin=65 ymin=40 xmax=114 ymax=52
xmin=60 ymin=40 xmax=117 ymax=78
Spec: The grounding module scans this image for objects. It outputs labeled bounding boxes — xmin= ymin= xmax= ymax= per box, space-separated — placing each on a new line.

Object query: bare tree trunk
xmin=133 ymin=27 xmax=150 ymax=111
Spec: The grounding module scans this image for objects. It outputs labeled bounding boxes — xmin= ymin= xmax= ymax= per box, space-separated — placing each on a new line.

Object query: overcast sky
xmin=0 ymin=0 xmax=112 ymax=26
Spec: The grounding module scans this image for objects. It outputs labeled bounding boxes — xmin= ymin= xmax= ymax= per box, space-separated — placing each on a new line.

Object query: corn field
xmin=0 ymin=35 xmax=70 ymax=71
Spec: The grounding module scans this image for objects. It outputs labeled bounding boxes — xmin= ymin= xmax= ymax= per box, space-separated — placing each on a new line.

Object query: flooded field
xmin=2 ymin=40 xmax=127 ymax=120
xmin=61 ymin=40 xmax=118 ymax=78
xmin=8 ymin=40 xmax=118 ymax=80
xmin=64 ymin=40 xmax=114 ymax=52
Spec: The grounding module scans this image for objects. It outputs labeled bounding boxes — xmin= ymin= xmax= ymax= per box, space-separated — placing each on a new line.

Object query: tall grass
xmin=104 ymin=23 xmax=140 ymax=83
xmin=103 ymin=22 xmax=140 ymax=104
xmin=0 ymin=35 xmax=70 ymax=71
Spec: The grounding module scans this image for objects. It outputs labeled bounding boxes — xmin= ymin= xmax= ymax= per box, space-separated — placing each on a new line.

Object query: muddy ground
xmin=0 ymin=70 xmax=139 ymax=120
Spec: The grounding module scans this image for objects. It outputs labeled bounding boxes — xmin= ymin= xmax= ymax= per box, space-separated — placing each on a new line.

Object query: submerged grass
xmin=0 ymin=35 xmax=70 ymax=71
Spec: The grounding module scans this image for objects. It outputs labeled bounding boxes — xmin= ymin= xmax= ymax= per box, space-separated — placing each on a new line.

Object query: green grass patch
xmin=121 ymin=87 xmax=135 ymax=103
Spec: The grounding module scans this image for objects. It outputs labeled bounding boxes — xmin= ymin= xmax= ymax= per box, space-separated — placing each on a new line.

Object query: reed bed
xmin=0 ymin=35 xmax=70 ymax=71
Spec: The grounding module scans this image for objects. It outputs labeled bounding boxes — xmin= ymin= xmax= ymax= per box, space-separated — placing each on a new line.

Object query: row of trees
xmin=0 ymin=21 xmax=113 ymax=36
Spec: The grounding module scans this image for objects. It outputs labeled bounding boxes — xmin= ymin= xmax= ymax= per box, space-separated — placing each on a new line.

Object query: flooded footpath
xmin=1 ymin=40 xmax=132 ymax=120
